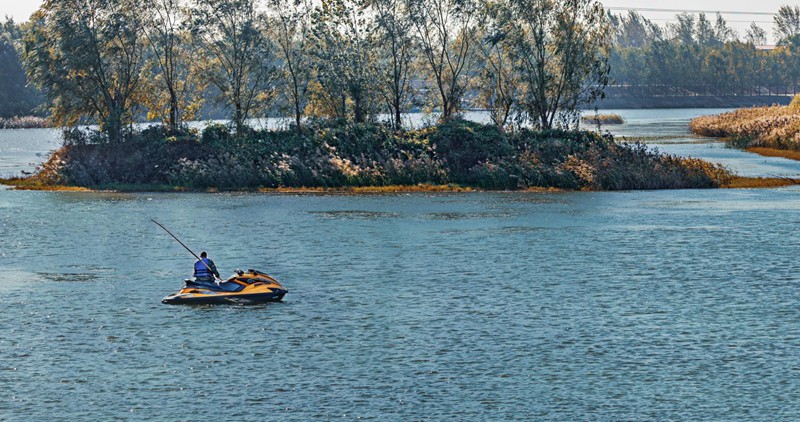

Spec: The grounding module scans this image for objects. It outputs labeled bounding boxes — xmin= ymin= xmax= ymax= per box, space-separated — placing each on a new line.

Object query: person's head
xmin=200 ymin=251 xmax=207 ymax=258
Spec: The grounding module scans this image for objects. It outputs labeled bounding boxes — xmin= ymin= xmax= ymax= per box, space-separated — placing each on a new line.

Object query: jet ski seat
xmin=185 ymin=279 xmax=245 ymax=292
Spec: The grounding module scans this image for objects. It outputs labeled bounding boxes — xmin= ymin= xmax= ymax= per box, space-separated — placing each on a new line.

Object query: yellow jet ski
xmin=162 ymin=269 xmax=288 ymax=305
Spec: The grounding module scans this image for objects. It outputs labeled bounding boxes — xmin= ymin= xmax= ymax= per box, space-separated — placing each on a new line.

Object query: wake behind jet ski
xmin=152 ymin=219 xmax=288 ymax=305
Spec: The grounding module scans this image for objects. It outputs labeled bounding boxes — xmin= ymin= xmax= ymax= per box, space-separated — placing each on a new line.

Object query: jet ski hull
xmin=163 ymin=270 xmax=288 ymax=305
xmin=162 ymin=290 xmax=286 ymax=305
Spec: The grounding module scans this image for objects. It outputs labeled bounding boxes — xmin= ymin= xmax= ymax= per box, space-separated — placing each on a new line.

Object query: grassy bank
xmin=690 ymin=95 xmax=800 ymax=151
xmin=5 ymin=119 xmax=732 ymax=191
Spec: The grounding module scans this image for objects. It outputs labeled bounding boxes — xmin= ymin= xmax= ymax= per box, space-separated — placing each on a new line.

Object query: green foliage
xmin=309 ymin=0 xmax=380 ymax=123
xmin=34 ymin=120 xmax=731 ymax=191
xmin=201 ymin=123 xmax=233 ymax=145
xmin=428 ymin=119 xmax=511 ymax=183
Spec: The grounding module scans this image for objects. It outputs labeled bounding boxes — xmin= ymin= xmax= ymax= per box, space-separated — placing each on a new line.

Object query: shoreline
xmin=2 ymin=178 xmax=795 ymax=192
xmin=0 ymin=179 xmax=562 ymax=193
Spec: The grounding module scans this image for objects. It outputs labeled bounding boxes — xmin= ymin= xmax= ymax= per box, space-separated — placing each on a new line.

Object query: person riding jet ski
xmin=194 ymin=251 xmax=220 ymax=283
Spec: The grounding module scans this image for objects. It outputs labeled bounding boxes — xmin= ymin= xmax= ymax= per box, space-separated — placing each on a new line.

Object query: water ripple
xmin=0 ymin=189 xmax=799 ymax=420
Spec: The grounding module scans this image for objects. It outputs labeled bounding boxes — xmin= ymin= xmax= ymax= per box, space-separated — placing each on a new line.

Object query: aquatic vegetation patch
xmin=581 ymin=113 xmax=625 ymax=125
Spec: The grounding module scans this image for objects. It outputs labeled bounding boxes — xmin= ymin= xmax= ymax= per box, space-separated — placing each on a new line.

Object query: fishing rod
xmin=151 ymin=219 xmax=223 ymax=282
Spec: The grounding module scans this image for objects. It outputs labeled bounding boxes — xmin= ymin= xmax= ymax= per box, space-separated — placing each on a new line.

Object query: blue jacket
xmin=194 ymin=258 xmax=219 ymax=279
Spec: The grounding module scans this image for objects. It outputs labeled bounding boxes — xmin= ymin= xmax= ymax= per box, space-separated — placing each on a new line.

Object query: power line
xmin=646 ymin=18 xmax=774 ymax=24
xmin=606 ymin=7 xmax=776 ymax=16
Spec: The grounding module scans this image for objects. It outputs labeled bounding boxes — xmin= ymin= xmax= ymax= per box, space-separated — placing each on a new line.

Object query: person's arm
xmin=209 ymin=260 xmax=221 ymax=278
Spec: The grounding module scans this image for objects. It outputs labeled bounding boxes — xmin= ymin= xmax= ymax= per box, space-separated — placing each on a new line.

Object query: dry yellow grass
xmin=581 ymin=113 xmax=625 ymax=125
xmin=262 ymin=184 xmax=477 ymax=194
xmin=690 ymin=96 xmax=800 ymax=150
xmin=721 ymin=176 xmax=799 ymax=189
xmin=10 ymin=185 xmax=95 ymax=192
xmin=746 ymin=147 xmax=800 ymax=161
xmin=0 ymin=178 xmax=93 ymax=191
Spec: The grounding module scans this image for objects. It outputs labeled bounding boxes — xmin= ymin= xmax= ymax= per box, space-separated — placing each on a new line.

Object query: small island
xmin=3 ymin=119 xmax=732 ymax=192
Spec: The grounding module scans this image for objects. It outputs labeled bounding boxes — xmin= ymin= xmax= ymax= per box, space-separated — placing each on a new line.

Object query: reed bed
xmin=581 ymin=113 xmax=625 ymax=125
xmin=690 ymin=95 xmax=800 ymax=151
xmin=721 ymin=176 xmax=799 ymax=189
xmin=0 ymin=116 xmax=50 ymax=129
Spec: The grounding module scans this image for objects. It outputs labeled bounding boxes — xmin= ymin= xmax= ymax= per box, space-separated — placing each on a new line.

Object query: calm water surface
xmin=2 ymin=110 xmax=800 ymax=420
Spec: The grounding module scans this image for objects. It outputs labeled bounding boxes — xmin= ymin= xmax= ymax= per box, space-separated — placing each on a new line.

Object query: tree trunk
xmin=394 ymin=97 xmax=402 ymax=130
xmin=169 ymin=88 xmax=179 ymax=131
xmin=105 ymin=100 xmax=124 ymax=143
xmin=234 ymin=103 xmax=244 ymax=135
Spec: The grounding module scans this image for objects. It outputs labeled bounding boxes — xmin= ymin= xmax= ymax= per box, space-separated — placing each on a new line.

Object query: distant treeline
xmin=608 ymin=7 xmax=800 ymax=98
xmin=0 ymin=19 xmax=43 ymax=118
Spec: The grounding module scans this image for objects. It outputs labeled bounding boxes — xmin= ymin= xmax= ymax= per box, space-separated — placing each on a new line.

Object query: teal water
xmin=2 ymin=189 xmax=800 ymax=420
xmin=3 ymin=110 xmax=800 ymax=420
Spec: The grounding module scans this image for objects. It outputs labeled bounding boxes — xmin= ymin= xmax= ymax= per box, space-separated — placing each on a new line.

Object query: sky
xmin=0 ymin=0 xmax=795 ymax=42
xmin=604 ymin=0 xmax=794 ymax=43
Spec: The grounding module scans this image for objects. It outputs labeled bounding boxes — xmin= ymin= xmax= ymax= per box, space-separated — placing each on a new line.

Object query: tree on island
xmin=268 ymin=0 xmax=314 ymax=133
xmin=24 ymin=0 xmax=148 ymax=141
xmin=310 ymin=0 xmax=379 ymax=123
xmin=475 ymin=6 xmax=521 ymax=130
xmin=20 ymin=0 xmax=615 ymax=138
xmin=410 ymin=0 xmax=478 ymax=122
xmin=491 ymin=0 xmax=611 ymax=130
xmin=189 ymin=0 xmax=278 ymax=135
xmin=141 ymin=0 xmax=205 ymax=132
xmin=370 ymin=0 xmax=415 ymax=130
